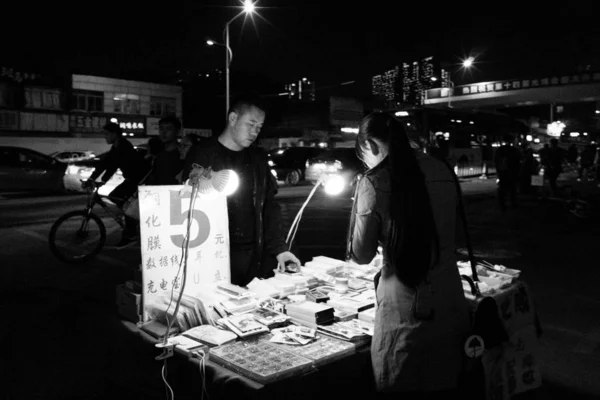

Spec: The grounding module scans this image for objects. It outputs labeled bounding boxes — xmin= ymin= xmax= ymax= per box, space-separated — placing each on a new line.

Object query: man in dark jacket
xmin=146 ymin=116 xmax=184 ymax=185
xmin=182 ymin=95 xmax=300 ymax=286
xmin=494 ymin=134 xmax=521 ymax=211
xmin=83 ymin=122 xmax=151 ymax=247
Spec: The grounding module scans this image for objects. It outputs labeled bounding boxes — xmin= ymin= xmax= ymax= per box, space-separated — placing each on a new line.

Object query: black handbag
xmin=444 ymin=161 xmax=509 ymax=400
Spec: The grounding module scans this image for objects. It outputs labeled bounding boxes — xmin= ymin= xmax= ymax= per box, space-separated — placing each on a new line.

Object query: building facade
xmin=424 ymin=71 xmax=600 ymax=144
xmin=372 ymin=56 xmax=449 ymax=106
xmin=0 ymin=70 xmax=185 ymax=155
xmin=284 ymin=77 xmax=316 ymax=101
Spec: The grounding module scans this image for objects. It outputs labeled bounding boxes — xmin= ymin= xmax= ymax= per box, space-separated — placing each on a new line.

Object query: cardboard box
xmin=116 ymin=284 xmax=142 ymax=323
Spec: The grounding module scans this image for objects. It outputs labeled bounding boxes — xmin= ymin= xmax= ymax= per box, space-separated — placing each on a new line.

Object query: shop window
xmin=25 ymin=87 xmax=62 ymax=109
xmin=72 ymin=90 xmax=103 ymax=112
xmin=0 ymin=84 xmax=16 ymax=108
xmin=0 ymin=110 xmax=18 ymax=129
xmin=150 ymin=96 xmax=176 ymax=116
xmin=113 ymin=93 xmax=140 ymax=114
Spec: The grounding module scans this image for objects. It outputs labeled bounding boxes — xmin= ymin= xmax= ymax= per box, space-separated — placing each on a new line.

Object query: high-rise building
xmin=284 ymin=77 xmax=316 ymax=101
xmin=371 ymin=66 xmax=400 ymax=101
xmin=399 ymin=56 xmax=449 ymax=104
xmin=372 ymin=57 xmax=449 ymax=105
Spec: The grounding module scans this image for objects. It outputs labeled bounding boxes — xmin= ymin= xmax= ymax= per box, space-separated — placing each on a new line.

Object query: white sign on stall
xmin=138 ymin=185 xmax=231 ymax=322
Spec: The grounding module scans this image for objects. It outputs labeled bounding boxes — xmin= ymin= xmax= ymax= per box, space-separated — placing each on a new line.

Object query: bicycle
xmin=48 ymin=180 xmax=133 ymax=263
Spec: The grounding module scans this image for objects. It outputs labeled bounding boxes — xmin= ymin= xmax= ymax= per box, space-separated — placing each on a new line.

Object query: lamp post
xmin=444 ymin=56 xmax=475 ymax=108
xmin=206 ymin=0 xmax=255 ymax=118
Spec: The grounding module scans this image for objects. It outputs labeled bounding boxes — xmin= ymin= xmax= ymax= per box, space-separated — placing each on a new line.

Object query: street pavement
xmin=1 ymin=177 xmax=599 ymax=399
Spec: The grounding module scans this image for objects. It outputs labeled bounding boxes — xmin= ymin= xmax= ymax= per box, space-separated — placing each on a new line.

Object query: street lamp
xmin=206 ymin=0 xmax=256 ymax=118
xmin=444 ymin=57 xmax=475 ymax=108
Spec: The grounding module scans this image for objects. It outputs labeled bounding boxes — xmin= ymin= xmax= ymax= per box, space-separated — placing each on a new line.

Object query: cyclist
xmin=82 ymin=122 xmax=151 ymax=248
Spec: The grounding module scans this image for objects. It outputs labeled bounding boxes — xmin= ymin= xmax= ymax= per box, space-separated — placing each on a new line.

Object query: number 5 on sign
xmin=139 ymin=185 xmax=231 ymax=322
xmin=169 ymin=190 xmax=211 ymax=248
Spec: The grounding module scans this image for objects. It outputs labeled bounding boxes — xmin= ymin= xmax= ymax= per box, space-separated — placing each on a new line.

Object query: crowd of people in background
xmin=494 ymin=135 xmax=600 ymax=212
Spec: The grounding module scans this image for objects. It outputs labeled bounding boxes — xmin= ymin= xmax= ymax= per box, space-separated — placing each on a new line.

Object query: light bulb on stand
xmin=323 ymin=174 xmax=345 ymax=196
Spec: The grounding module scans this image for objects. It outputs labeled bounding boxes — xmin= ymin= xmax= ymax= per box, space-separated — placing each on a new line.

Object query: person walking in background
xmin=346 ymin=112 xmax=470 ymax=399
xmin=519 ymin=146 xmax=538 ymax=195
xmin=567 ymin=144 xmax=578 ymax=166
xmin=544 ymin=139 xmax=564 ymax=196
xmin=578 ymin=144 xmax=596 ymax=181
xmin=494 ymin=134 xmax=521 ymax=211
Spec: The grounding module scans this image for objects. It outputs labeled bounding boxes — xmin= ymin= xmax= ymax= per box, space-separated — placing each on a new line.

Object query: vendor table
xmin=111 ymin=280 xmax=541 ymax=400
xmin=116 ymin=318 xmax=375 ymax=400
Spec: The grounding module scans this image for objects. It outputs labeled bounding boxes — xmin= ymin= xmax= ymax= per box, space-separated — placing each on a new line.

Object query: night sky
xmin=3 ymin=1 xmax=599 ymax=91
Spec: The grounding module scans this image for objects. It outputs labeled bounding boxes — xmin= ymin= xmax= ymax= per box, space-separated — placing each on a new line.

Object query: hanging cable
xmin=159 ymin=183 xmax=200 ymax=400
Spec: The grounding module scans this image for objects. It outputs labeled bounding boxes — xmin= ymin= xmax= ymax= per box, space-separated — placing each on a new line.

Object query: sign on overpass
xmin=425 ymin=71 xmax=600 ymax=108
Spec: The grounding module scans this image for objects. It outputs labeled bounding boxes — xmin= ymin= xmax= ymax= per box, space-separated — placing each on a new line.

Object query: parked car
xmin=305 ymin=147 xmax=365 ymax=193
xmin=267 ymin=146 xmax=327 ymax=185
xmin=63 ymin=145 xmax=148 ymax=194
xmin=0 ymin=146 xmax=67 ymax=193
xmin=50 ymin=150 xmax=96 ymax=164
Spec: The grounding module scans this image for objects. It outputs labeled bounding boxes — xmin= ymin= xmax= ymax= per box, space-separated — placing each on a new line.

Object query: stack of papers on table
xmin=243 ymin=307 xmax=290 ymax=329
xmin=317 ymin=321 xmax=371 ymax=343
xmin=218 ymin=313 xmax=269 ymax=338
xmin=268 ymin=325 xmax=317 ymax=345
xmin=182 ymin=325 xmax=237 ymax=347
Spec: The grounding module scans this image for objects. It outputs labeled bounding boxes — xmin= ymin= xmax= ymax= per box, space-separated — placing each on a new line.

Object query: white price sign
xmin=138 ymin=185 xmax=231 ymax=322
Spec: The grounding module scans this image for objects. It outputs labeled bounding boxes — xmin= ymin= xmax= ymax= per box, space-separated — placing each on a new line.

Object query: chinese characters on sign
xmin=476 ymin=282 xmax=542 ymax=400
xmin=109 ymin=115 xmax=147 ymax=136
xmin=1 ymin=66 xmax=40 ymax=83
xmin=69 ymin=115 xmax=108 ymax=133
xmin=427 ymin=71 xmax=600 ymax=99
xmin=139 ymin=186 xmax=231 ymax=322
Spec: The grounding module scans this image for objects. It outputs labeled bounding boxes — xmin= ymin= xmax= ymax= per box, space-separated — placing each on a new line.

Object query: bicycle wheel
xmin=49 ymin=211 xmax=106 ymax=263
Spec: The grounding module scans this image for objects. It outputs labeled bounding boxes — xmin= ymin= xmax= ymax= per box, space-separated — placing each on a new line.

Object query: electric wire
xmin=161 ymin=359 xmax=174 ymax=400
xmin=160 ymin=184 xmax=200 ymax=400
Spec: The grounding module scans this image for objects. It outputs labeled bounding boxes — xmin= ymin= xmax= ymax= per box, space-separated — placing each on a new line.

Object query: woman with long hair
xmin=347 ymin=112 xmax=470 ymax=398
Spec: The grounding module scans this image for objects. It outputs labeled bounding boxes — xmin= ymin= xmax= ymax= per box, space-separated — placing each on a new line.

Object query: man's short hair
xmin=103 ymin=122 xmax=122 ymax=135
xmin=159 ymin=115 xmax=182 ymax=131
xmin=228 ymin=92 xmax=267 ymax=118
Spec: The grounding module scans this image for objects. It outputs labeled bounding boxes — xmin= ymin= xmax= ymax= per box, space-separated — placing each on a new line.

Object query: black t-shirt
xmin=216 ymin=141 xmax=256 ymax=249
xmin=151 ymin=148 xmax=183 ymax=185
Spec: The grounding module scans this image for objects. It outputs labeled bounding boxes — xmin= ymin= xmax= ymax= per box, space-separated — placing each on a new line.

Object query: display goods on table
xmin=209 ymin=339 xmax=314 ymax=384
xmin=260 ymin=331 xmax=356 ymax=367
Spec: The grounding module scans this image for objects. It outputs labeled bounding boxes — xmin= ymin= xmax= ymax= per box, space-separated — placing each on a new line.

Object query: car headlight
xmin=268 ymin=160 xmax=275 ymax=167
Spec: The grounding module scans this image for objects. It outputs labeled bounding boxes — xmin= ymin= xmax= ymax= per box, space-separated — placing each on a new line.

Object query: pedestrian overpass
xmin=424 ymin=71 xmax=600 ymax=109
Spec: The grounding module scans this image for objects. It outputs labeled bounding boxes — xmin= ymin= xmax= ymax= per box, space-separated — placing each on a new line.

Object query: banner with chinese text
xmin=138 ymin=185 xmax=231 ymax=322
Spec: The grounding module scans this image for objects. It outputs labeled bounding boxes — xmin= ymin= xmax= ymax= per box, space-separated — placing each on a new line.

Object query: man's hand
xmin=276 ymin=251 xmax=301 ymax=272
